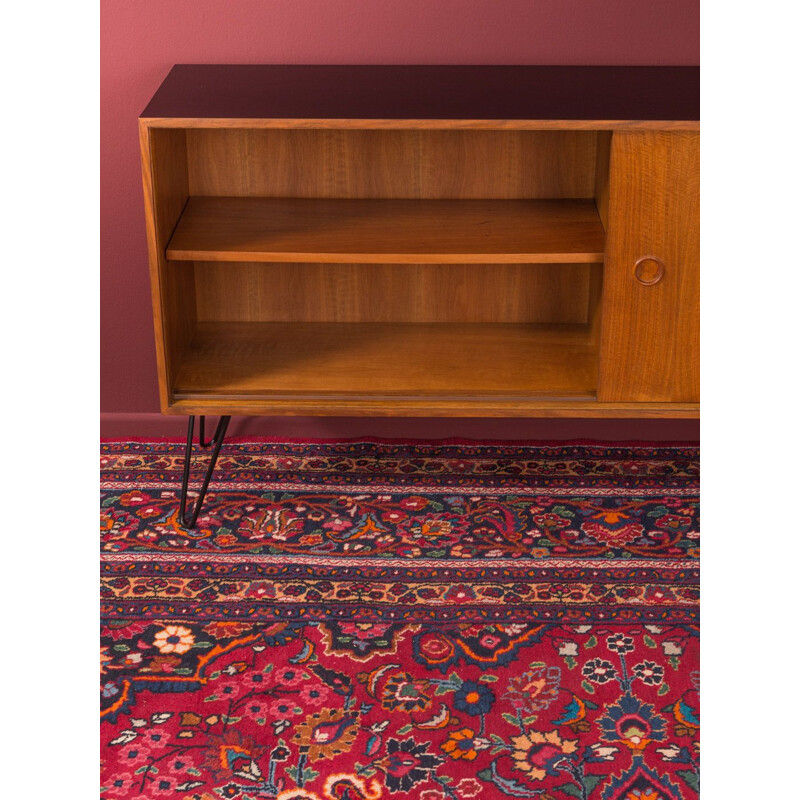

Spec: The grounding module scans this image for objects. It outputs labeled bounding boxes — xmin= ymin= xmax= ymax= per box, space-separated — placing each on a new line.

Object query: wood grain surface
xmin=166 ymin=197 xmax=605 ymax=264
xmin=172 ymin=321 xmax=597 ymax=399
xmin=194 ymin=262 xmax=593 ymax=324
xmin=186 ymin=129 xmax=598 ymax=199
xmin=139 ymin=125 xmax=195 ymax=410
xmin=598 ymin=131 xmax=699 ymax=402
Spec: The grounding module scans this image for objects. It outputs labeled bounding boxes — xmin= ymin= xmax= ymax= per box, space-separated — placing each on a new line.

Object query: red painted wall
xmin=100 ymin=0 xmax=700 ymax=440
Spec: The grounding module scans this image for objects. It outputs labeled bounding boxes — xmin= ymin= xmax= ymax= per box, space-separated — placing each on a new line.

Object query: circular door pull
xmin=634 ymin=256 xmax=665 ymax=285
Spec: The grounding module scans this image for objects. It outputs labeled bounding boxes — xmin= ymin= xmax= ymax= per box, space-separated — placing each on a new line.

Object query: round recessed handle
xmin=634 ymin=256 xmax=665 ymax=286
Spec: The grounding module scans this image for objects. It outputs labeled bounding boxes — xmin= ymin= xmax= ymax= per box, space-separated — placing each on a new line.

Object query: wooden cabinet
xmin=140 ymin=66 xmax=699 ymax=419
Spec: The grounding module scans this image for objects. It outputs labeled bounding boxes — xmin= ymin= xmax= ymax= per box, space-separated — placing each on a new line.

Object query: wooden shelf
xmin=166 ymin=197 xmax=605 ymax=264
xmin=172 ymin=322 xmax=597 ymax=403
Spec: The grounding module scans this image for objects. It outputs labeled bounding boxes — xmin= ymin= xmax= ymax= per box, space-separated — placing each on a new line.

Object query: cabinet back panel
xmin=186 ymin=130 xmax=598 ymax=199
xmin=194 ymin=262 xmax=591 ymax=324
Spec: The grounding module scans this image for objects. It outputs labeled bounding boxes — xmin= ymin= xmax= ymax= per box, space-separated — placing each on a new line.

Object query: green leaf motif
xmin=551 ymin=505 xmax=576 ymax=518
xmin=397 ymin=724 xmax=413 ymax=735
xmin=676 ymin=769 xmax=700 ymax=792
xmin=502 ymin=712 xmax=521 ymax=726
xmin=480 ymin=674 xmax=499 ymax=682
xmin=647 ymin=505 xmax=668 ymax=518
xmin=586 ymin=635 xmax=598 ymax=648
xmin=643 ymin=635 xmax=657 ymax=648
xmin=657 ymin=682 xmax=670 ymax=696
xmin=477 ymin=768 xmax=493 ymax=781
xmin=554 ymin=782 xmax=583 ymax=797
xmin=584 ymin=774 xmax=603 ymax=793
xmin=581 ymin=679 xmax=596 ymax=695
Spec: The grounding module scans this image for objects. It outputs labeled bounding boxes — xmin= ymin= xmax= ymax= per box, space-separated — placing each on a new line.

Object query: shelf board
xmin=172 ymin=322 xmax=597 ymax=403
xmin=166 ymin=197 xmax=605 ymax=264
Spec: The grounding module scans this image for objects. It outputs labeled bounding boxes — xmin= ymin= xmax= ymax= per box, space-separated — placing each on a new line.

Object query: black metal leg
xmin=179 ymin=415 xmax=231 ymax=529
xmin=198 ymin=415 xmax=224 ymax=448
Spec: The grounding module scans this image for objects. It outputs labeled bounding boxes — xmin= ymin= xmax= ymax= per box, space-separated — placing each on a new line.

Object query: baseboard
xmin=100 ymin=413 xmax=699 ymax=442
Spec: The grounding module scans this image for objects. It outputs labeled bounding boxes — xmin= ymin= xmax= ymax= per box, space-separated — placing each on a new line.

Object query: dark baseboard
xmin=101 ymin=413 xmax=699 ymax=442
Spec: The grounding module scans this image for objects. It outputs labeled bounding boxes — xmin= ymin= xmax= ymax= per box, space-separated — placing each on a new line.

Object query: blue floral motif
xmin=453 ymin=681 xmax=495 ymax=715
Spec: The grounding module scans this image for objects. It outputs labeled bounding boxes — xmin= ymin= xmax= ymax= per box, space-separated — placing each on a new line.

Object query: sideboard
xmin=139 ymin=65 xmax=699 ymax=524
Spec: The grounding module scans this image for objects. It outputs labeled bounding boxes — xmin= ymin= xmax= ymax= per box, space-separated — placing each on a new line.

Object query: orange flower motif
xmin=153 ymin=625 xmax=195 ymax=654
xmin=292 ymin=709 xmax=359 ymax=762
xmin=441 ymin=728 xmax=479 ymax=761
xmin=510 ymin=730 xmax=579 ymax=780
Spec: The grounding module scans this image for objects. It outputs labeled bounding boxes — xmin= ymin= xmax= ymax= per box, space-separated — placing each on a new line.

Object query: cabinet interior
xmin=149 ymin=128 xmax=612 ymax=408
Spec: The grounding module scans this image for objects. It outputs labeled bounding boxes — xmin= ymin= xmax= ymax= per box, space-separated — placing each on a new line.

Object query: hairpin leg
xmin=178 ymin=415 xmax=231 ymax=529
xmin=198 ymin=415 xmax=225 ymax=448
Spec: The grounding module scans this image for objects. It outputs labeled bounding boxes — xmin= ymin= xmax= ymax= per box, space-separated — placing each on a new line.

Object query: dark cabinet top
xmin=140 ymin=65 xmax=699 ymax=123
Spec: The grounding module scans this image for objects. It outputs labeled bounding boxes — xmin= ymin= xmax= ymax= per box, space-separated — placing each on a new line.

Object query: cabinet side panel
xmin=593 ymin=131 xmax=612 ymax=231
xmin=598 ymin=131 xmax=699 ymax=402
xmin=140 ymin=125 xmax=195 ymax=410
xmin=186 ymin=129 xmax=597 ymax=199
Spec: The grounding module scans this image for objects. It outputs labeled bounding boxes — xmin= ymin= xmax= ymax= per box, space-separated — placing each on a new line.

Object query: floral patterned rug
xmin=100 ymin=440 xmax=699 ymax=800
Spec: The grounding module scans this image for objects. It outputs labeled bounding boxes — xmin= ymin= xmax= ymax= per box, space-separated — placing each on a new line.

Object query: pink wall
xmin=101 ymin=0 xmax=700 ymax=440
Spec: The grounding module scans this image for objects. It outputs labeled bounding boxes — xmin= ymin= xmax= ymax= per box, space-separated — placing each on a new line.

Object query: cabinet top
xmin=140 ymin=65 xmax=699 ymax=128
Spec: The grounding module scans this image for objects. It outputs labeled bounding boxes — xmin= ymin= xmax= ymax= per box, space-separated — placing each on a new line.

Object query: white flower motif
xmin=590 ymin=744 xmax=618 ymax=760
xmin=559 ymin=642 xmax=579 ymax=656
xmin=502 ymin=623 xmax=527 ymax=636
xmin=574 ymin=625 xmax=593 ymax=634
xmin=657 ymin=745 xmax=681 ymax=761
xmin=153 ymin=625 xmax=195 ymax=654
xmin=662 ymin=641 xmax=683 ymax=655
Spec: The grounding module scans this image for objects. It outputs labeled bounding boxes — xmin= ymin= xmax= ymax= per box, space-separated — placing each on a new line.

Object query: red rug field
xmin=100 ymin=440 xmax=699 ymax=799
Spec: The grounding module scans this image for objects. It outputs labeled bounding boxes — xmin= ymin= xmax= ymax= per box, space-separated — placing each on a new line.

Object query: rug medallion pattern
xmin=101 ymin=441 xmax=699 ymax=799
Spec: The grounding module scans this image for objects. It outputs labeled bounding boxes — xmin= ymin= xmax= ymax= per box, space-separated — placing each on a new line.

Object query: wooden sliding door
xmin=598 ymin=131 xmax=700 ymax=403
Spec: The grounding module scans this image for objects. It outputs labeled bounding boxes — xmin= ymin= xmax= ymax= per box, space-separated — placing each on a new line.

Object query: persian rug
xmin=100 ymin=440 xmax=699 ymax=800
